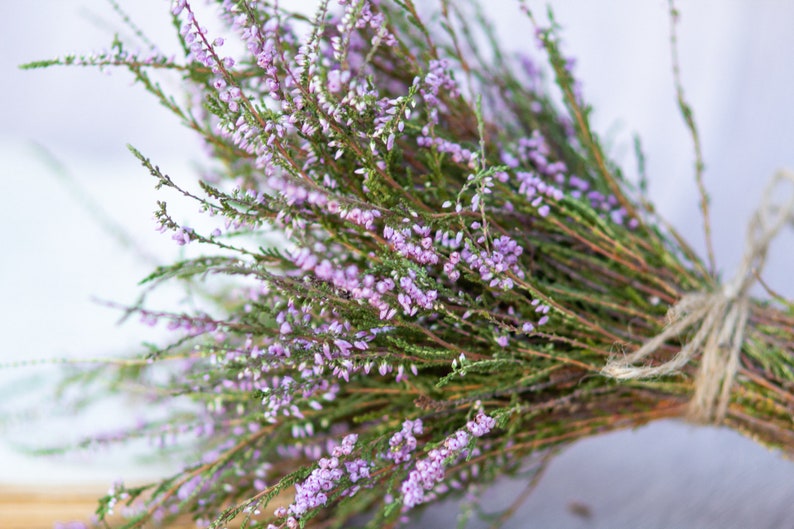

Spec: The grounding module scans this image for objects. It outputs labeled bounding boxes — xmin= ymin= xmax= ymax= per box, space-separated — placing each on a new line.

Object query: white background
xmin=1 ymin=1 xmax=794 ymax=527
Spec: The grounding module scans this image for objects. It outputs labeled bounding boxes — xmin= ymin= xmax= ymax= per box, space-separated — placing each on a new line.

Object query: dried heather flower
xmin=17 ymin=1 xmax=794 ymax=528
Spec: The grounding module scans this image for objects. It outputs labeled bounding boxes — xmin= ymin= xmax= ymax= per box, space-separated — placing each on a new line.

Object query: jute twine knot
xmin=603 ymin=170 xmax=794 ymax=424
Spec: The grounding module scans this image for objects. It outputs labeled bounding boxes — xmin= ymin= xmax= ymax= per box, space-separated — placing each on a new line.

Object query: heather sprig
xmin=16 ymin=1 xmax=794 ymax=528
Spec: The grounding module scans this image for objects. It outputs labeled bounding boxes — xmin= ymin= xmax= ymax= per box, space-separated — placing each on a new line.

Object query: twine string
xmin=603 ymin=170 xmax=794 ymax=423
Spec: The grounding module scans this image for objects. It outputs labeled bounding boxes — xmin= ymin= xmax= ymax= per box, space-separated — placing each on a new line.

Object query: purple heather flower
xmin=400 ymin=449 xmax=446 ymax=509
xmin=378 ymin=361 xmax=393 ymax=376
xmin=444 ymin=430 xmax=470 ymax=452
xmin=289 ymin=456 xmax=343 ymax=516
xmin=399 ymin=418 xmax=491 ymax=511
xmin=387 ymin=419 xmax=423 ymax=464
xmin=172 ymin=227 xmax=193 ymax=245
xmin=501 ymin=151 xmax=520 ymax=168
xmin=418 ymin=136 xmax=478 ymax=169
xmin=332 ymin=433 xmax=358 ymax=457
xmin=460 ymin=236 xmax=524 ymax=290
xmin=286 ymin=433 xmax=367 ymax=518
xmin=171 ymin=0 xmax=187 ymax=16
xmin=344 ymin=458 xmax=371 ymax=483
xmin=466 ymin=412 xmax=496 ymax=437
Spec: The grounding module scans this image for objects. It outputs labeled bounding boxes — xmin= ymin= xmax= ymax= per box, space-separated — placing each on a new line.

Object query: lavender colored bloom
xmin=326 ymin=69 xmax=350 ymax=93
xmin=384 ymin=222 xmax=440 ymax=266
xmin=466 ymin=412 xmax=496 ymax=437
xmin=461 ymin=235 xmax=524 ymax=290
xmin=344 ymin=458 xmax=371 ymax=483
xmin=284 ymin=432 xmax=370 ymax=518
xmin=387 ymin=419 xmax=423 ymax=464
xmin=399 ymin=415 xmax=493 ymax=510
xmin=289 ymin=457 xmax=344 ymax=515
xmin=400 ymin=448 xmax=446 ymax=509
xmin=172 ymin=227 xmax=193 ymax=245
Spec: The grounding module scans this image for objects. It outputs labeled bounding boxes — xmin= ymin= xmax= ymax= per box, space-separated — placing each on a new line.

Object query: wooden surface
xmin=0 ymin=486 xmax=197 ymax=529
xmin=0 ymin=485 xmax=272 ymax=528
xmin=0 ymin=485 xmax=102 ymax=529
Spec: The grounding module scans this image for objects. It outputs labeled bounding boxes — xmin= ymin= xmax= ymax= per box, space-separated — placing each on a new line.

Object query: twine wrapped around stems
xmin=603 ymin=170 xmax=794 ymax=424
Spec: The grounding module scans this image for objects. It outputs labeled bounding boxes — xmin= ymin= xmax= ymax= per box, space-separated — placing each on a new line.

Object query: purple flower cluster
xmin=274 ymin=300 xmax=305 ymax=339
xmin=516 ymin=132 xmax=566 ymax=177
xmin=461 ymin=235 xmax=525 ymax=290
xmin=286 ymin=433 xmax=365 ymax=519
xmin=344 ymin=457 xmax=371 ymax=483
xmin=64 ymin=46 xmax=170 ymax=68
xmin=501 ymin=131 xmax=638 ymax=227
xmin=435 ymin=226 xmax=465 ymax=248
xmin=250 ymin=19 xmax=283 ymax=99
xmin=442 ymin=251 xmax=462 ymax=283
xmin=466 ymin=411 xmax=497 ymax=437
xmin=417 ymin=136 xmax=479 ymax=169
xmin=413 ymin=58 xmax=476 ymax=169
xmin=55 ymin=14 xmax=172 ymax=69
xmin=386 ymin=419 xmax=423 ymax=464
xmin=177 ymin=7 xmax=289 ymax=174
xmin=336 ymin=0 xmax=398 ymax=52
xmin=397 ymin=272 xmax=438 ymax=316
xmin=584 ymin=189 xmax=638 ymax=228
xmin=326 ymin=69 xmax=351 ymax=94
xmin=400 ymin=446 xmax=449 ymax=509
xmin=373 ymin=96 xmax=408 ymax=151
xmin=260 ymin=308 xmax=389 ymax=384
xmin=339 ymin=207 xmax=382 ymax=231
xmin=384 ymin=222 xmax=440 ymax=265
xmin=260 ymin=375 xmax=299 ymax=423
xmin=104 ymin=481 xmax=130 ymax=517
xmin=513 ymin=171 xmax=564 ymax=218
xmin=418 ymin=59 xmax=460 ymax=122
xmin=177 ymin=474 xmax=204 ymax=502
xmin=500 ymin=132 xmax=566 ymax=217
xmin=177 ymin=3 xmax=239 ymax=99
xmin=290 ymin=247 xmax=398 ymax=321
xmin=400 ymin=413 xmax=495 ymax=510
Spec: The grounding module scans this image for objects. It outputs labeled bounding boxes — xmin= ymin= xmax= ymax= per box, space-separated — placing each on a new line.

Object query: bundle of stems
xmin=19 ymin=0 xmax=794 ymax=528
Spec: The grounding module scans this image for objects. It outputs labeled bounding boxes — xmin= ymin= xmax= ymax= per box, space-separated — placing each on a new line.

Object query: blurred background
xmin=1 ymin=1 xmax=793 ymax=527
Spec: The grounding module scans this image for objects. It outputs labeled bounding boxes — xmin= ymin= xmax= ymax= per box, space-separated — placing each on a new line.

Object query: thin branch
xmin=668 ymin=0 xmax=716 ymax=275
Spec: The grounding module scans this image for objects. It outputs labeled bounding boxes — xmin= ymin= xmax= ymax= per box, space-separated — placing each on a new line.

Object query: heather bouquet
xmin=18 ymin=0 xmax=794 ymax=528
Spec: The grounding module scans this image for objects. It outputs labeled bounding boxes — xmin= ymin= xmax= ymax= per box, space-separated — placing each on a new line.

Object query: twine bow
xmin=603 ymin=170 xmax=794 ymax=424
